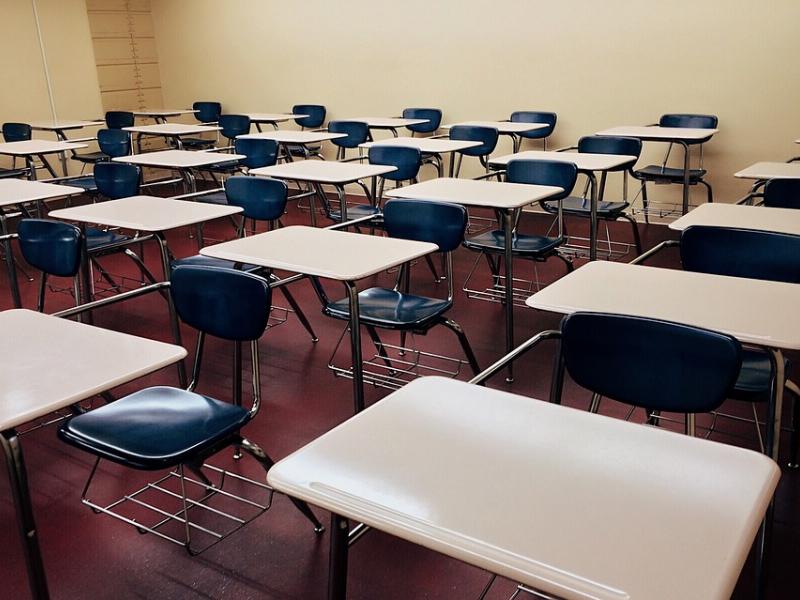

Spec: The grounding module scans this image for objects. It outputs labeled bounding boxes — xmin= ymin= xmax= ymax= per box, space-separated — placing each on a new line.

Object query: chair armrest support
xmin=628 ymin=239 xmax=680 ymax=265
xmin=469 ymin=329 xmax=561 ymax=385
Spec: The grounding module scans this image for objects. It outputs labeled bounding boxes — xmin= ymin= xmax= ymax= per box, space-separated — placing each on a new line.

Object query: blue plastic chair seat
xmin=730 ymin=348 xmax=787 ymax=402
xmin=59 ymin=386 xmax=251 ymax=470
xmin=72 ymin=151 xmax=109 ymax=164
xmin=65 ymin=176 xmax=98 ymax=192
xmin=0 ymin=167 xmax=29 ymax=179
xmin=196 ymin=190 xmax=229 ymax=205
xmin=325 ymin=287 xmax=451 ymax=329
xmin=327 ymin=204 xmax=381 ymax=222
xmin=463 ymin=230 xmax=562 ymax=256
xmin=202 ymin=159 xmax=240 ymax=173
xmin=542 ymin=197 xmax=629 ymax=217
xmin=171 ymin=255 xmax=261 ymax=272
xmin=287 ymin=144 xmax=321 ymax=157
xmin=86 ymin=227 xmax=129 ymax=250
xmin=636 ymin=165 xmax=707 ymax=182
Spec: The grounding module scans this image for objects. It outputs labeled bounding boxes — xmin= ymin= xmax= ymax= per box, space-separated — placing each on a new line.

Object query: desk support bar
xmin=628 ymin=239 xmax=679 ymax=265
xmin=53 ymin=281 xmax=171 ymax=319
xmin=469 ymin=330 xmax=560 ymax=385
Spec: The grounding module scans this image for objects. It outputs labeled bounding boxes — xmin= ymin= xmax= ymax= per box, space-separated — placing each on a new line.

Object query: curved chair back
xmin=193 ymin=101 xmax=222 ymax=123
xmin=680 ymin=225 xmax=800 ymax=284
xmin=510 ymin=111 xmax=557 ymax=139
xmin=171 ymin=265 xmax=272 ymax=341
xmin=506 ymin=159 xmax=578 ymax=200
xmin=218 ymin=114 xmax=251 ymax=141
xmin=368 ymin=145 xmax=422 ymax=181
xmin=97 ymin=129 xmax=131 ymax=158
xmin=384 ymin=199 xmax=467 ymax=253
xmin=402 ymin=108 xmax=442 ymax=134
xmin=293 ymin=104 xmax=326 ymax=129
xmin=225 ymin=176 xmax=287 ymax=222
xmin=328 ymin=120 xmax=370 ymax=149
xmin=233 ymin=137 xmax=278 ymax=169
xmin=94 ymin=162 xmax=141 ymax=199
xmin=659 ymin=113 xmax=718 ymax=129
xmin=449 ymin=125 xmax=499 ymax=157
xmin=17 ymin=219 xmax=83 ymax=277
xmin=577 ymin=135 xmax=641 ymax=171
xmin=2 ymin=122 xmax=32 ymax=142
xmin=105 ymin=111 xmax=134 ymax=130
xmin=763 ymin=179 xmax=800 ymax=210
xmin=561 ymin=312 xmax=741 ymax=413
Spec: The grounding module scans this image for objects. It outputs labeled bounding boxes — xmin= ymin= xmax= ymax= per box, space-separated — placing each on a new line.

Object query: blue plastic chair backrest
xmin=225 ymin=176 xmax=287 ymax=222
xmin=97 ymin=129 xmax=131 ymax=158
xmin=171 ymin=265 xmax=272 ymax=341
xmin=2 ymin=122 xmax=32 ymax=142
xmin=293 ymin=104 xmax=326 ymax=128
xmin=763 ymin=179 xmax=800 ymax=210
xmin=506 ymin=159 xmax=577 ymax=200
xmin=328 ymin=120 xmax=370 ymax=148
xmin=94 ymin=162 xmax=141 ymax=199
xmin=402 ymin=108 xmax=442 ymax=134
xmin=193 ymin=101 xmax=222 ymax=123
xmin=449 ymin=125 xmax=499 ymax=157
xmin=218 ymin=114 xmax=251 ymax=140
xmin=509 ymin=111 xmax=557 ymax=139
xmin=233 ymin=137 xmax=278 ymax=169
xmin=383 ymin=199 xmax=467 ymax=252
xmin=680 ymin=225 xmax=800 ymax=284
xmin=659 ymin=114 xmax=718 ymax=129
xmin=577 ymin=135 xmax=642 ymax=171
xmin=368 ymin=145 xmax=422 ymax=181
xmin=561 ymin=312 xmax=741 ymax=413
xmin=17 ymin=219 xmax=83 ymax=277
xmin=105 ymin=111 xmax=134 ymax=130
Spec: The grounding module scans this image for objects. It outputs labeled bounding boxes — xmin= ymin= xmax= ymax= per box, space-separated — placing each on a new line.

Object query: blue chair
xmin=218 ymin=114 xmax=251 ymax=147
xmin=763 ymin=179 xmax=800 ymax=209
xmin=94 ymin=161 xmax=141 ymax=200
xmin=287 ymin=104 xmax=326 ymax=159
xmin=58 ymin=265 xmax=323 ymax=554
xmin=449 ymin=125 xmax=499 ymax=176
xmin=2 ymin=122 xmax=32 ymax=171
xmin=402 ymin=108 xmax=442 ymax=136
xmin=328 ymin=120 xmax=370 ymax=160
xmin=292 ymin=104 xmax=326 ymax=129
xmin=200 ymin=138 xmax=280 ymax=199
xmin=104 ymin=111 xmax=134 ymax=130
xmin=540 ymin=136 xmax=643 ymax=254
xmin=680 ymin=225 xmax=800 ymax=461
xmin=633 ymin=114 xmax=718 ymax=218
xmin=367 ymin=145 xmax=423 ymax=204
xmin=72 ymin=129 xmax=132 ymax=166
xmin=509 ymin=111 xmax=557 ymax=149
xmin=463 ymin=159 xmax=577 ymax=275
xmin=17 ymin=219 xmax=83 ymax=312
xmin=174 ymin=177 xmax=318 ymax=342
xmin=181 ymin=101 xmax=223 ymax=150
xmin=554 ymin=312 xmax=742 ymax=434
xmin=315 ymin=199 xmax=481 ymax=381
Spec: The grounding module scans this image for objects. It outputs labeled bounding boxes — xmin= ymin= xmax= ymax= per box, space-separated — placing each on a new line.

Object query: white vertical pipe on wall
xmin=30 ymin=0 xmax=57 ymax=121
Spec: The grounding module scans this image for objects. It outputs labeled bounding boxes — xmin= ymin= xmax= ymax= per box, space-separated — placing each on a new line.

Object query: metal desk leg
xmin=77 ymin=224 xmax=93 ymax=324
xmin=502 ymin=210 xmax=515 ymax=383
xmin=26 ymin=156 xmax=37 ymax=181
xmin=1 ymin=215 xmax=21 ymax=308
xmin=328 ymin=514 xmax=350 ymax=600
xmin=336 ymin=184 xmax=348 ymax=222
xmin=680 ymin=141 xmax=690 ymax=215
xmin=512 ymin=134 xmax=521 ymax=153
xmin=346 ymin=281 xmax=365 ymax=413
xmin=53 ymin=129 xmax=69 ymax=176
xmin=448 ymin=152 xmax=456 ymax=178
xmin=155 ymin=234 xmax=187 ymax=387
xmin=588 ymin=172 xmax=598 ymax=261
xmin=1 ymin=430 xmax=50 ymax=600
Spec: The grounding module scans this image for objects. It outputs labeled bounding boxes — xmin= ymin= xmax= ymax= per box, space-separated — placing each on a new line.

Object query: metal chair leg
xmin=365 ymin=325 xmax=394 ymax=371
xmin=700 ymin=179 xmax=713 ymax=204
xmin=787 ymin=379 xmax=800 ymax=468
xmin=588 ymin=393 xmax=602 ymax=413
xmin=278 ymin=285 xmax=319 ymax=342
xmin=236 ymin=437 xmax=324 ymax=533
xmin=640 ymin=181 xmax=650 ymax=224
xmin=619 ymin=214 xmax=643 ymax=255
xmin=441 ymin=318 xmax=481 ymax=375
xmin=424 ymin=254 xmax=441 ymax=282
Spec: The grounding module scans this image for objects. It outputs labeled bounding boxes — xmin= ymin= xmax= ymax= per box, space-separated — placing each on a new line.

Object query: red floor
xmin=0 ymin=193 xmax=797 ymax=599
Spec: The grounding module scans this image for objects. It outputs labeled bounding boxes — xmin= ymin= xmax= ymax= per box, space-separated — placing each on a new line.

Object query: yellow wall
xmin=151 ymin=0 xmax=800 ymax=204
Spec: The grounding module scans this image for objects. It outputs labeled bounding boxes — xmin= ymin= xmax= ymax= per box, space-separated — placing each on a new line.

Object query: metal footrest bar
xmin=558 ymin=234 xmax=634 ymax=262
xmin=81 ymin=460 xmax=274 ymax=556
xmin=462 ymin=253 xmax=543 ymax=308
xmin=328 ymin=327 xmax=467 ymax=391
xmin=466 ymin=214 xmax=495 ymax=235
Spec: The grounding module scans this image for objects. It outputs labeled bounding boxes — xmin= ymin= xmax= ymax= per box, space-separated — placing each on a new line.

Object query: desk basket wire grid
xmin=81 ymin=460 xmax=273 ymax=555
xmin=328 ymin=326 xmax=467 ymax=391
